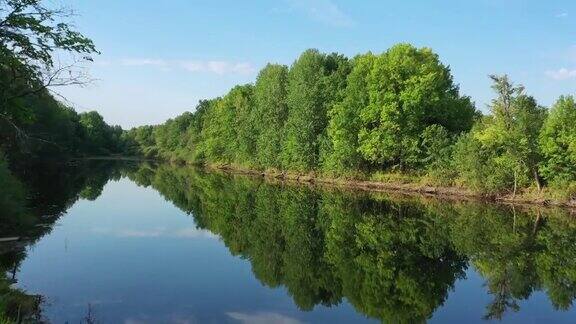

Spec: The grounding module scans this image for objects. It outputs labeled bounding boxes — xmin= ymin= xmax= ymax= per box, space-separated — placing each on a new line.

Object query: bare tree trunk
xmin=512 ymin=206 xmax=517 ymax=233
xmin=533 ymin=210 xmax=542 ymax=235
xmin=513 ymin=171 xmax=517 ymax=197
xmin=533 ymin=168 xmax=542 ymax=192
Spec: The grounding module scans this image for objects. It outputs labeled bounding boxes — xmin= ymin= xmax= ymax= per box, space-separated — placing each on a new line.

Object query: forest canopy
xmin=124 ymin=44 xmax=576 ymax=198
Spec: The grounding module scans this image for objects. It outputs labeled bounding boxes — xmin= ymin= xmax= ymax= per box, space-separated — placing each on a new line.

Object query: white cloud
xmin=121 ymin=58 xmax=168 ymax=67
xmin=93 ymin=59 xmax=113 ymax=67
xmin=232 ymin=62 xmax=257 ymax=74
xmin=227 ymin=312 xmax=303 ymax=324
xmin=180 ymin=61 xmax=205 ymax=72
xmin=556 ymin=12 xmax=568 ymax=18
xmin=92 ymin=226 xmax=216 ymax=239
xmin=174 ymin=227 xmax=217 ymax=239
xmin=207 ymin=61 xmax=229 ymax=74
xmin=286 ymin=0 xmax=354 ymax=27
xmin=545 ymin=68 xmax=576 ymax=80
xmin=118 ymin=58 xmax=256 ymax=75
xmin=119 ymin=227 xmax=166 ymax=238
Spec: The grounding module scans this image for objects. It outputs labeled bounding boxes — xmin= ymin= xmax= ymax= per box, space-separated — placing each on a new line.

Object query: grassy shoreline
xmin=70 ymin=156 xmax=576 ymax=209
xmin=202 ymin=163 xmax=576 ymax=210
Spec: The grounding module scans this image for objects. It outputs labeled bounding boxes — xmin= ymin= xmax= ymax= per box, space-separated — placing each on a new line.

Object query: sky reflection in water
xmin=8 ymin=163 xmax=576 ymax=323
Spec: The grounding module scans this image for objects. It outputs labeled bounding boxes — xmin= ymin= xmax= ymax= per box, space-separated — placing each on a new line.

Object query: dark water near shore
xmin=2 ymin=161 xmax=576 ymax=323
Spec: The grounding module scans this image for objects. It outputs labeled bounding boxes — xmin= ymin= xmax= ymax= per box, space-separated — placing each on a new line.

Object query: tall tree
xmin=539 ymin=95 xmax=576 ymax=186
xmin=282 ymin=49 xmax=328 ymax=172
xmin=357 ymin=44 xmax=475 ymax=170
xmin=282 ymin=49 xmax=350 ymax=172
xmin=79 ymin=111 xmax=112 ymax=154
xmin=199 ymin=96 xmax=232 ymax=163
xmin=325 ymin=53 xmax=375 ymax=174
xmin=232 ymin=84 xmax=256 ymax=166
xmin=198 ymin=85 xmax=255 ymax=165
xmin=318 ymin=52 xmax=352 ymax=168
xmin=455 ymin=75 xmax=546 ymax=193
xmin=181 ymin=99 xmax=212 ymax=163
xmin=487 ymin=75 xmax=545 ymax=192
xmin=253 ymin=64 xmax=289 ymax=169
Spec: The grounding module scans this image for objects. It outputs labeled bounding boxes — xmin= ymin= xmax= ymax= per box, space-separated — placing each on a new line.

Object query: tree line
xmin=125 ymin=44 xmax=576 ymax=197
xmin=2 ymin=0 xmax=573 ymax=198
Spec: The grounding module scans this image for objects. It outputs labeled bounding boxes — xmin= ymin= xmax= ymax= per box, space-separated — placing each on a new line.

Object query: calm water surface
xmin=3 ymin=161 xmax=576 ymax=323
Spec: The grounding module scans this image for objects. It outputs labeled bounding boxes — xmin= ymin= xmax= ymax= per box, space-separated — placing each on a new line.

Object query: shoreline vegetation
xmin=50 ymin=156 xmax=576 ymax=209
xmin=203 ymin=162 xmax=576 ymax=210
xmin=2 ymin=1 xmax=575 ymax=213
xmin=121 ymin=45 xmax=576 ymax=208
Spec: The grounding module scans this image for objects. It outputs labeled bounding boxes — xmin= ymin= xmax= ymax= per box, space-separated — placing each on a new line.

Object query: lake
xmin=2 ymin=161 xmax=576 ymax=323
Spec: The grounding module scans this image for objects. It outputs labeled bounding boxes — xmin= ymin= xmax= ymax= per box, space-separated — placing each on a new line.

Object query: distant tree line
xmin=124 ymin=44 xmax=576 ymax=196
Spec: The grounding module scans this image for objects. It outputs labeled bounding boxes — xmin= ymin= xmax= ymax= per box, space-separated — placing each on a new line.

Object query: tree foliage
xmin=1 ymin=0 xmax=123 ymax=161
xmin=454 ymin=75 xmax=546 ymax=193
xmin=357 ymin=44 xmax=475 ymax=170
xmin=281 ymin=49 xmax=350 ymax=171
xmin=1 ymin=0 xmax=98 ymax=127
xmin=253 ymin=64 xmax=289 ymax=168
xmin=125 ymin=45 xmax=575 ymax=195
xmin=539 ymin=96 xmax=576 ymax=187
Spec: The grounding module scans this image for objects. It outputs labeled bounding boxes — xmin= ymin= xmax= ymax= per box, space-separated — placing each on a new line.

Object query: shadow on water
xmin=2 ymin=160 xmax=576 ymax=323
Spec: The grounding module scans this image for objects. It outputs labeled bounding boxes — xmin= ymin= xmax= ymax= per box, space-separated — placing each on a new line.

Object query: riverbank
xmin=203 ymin=163 xmax=576 ymax=210
xmin=69 ymin=157 xmax=576 ymax=210
xmin=78 ymin=155 xmax=156 ymax=161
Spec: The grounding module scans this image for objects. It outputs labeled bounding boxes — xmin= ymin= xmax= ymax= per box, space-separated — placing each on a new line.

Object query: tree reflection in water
xmin=2 ymin=161 xmax=576 ymax=323
xmin=128 ymin=163 xmax=576 ymax=323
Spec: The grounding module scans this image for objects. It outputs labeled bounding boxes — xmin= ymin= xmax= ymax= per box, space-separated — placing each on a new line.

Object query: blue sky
xmin=58 ymin=0 xmax=576 ymax=128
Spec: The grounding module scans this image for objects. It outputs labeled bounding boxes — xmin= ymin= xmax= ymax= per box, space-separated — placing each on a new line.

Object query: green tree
xmin=282 ymin=49 xmax=349 ymax=172
xmin=198 ymin=96 xmax=230 ymax=163
xmin=0 ymin=151 xmax=28 ymax=228
xmin=253 ymin=64 xmax=289 ymax=169
xmin=0 ymin=0 xmax=97 ymax=130
xmin=79 ymin=111 xmax=112 ymax=154
xmin=357 ymin=44 xmax=475 ymax=170
xmin=123 ymin=125 xmax=157 ymax=157
xmin=182 ymin=99 xmax=212 ymax=163
xmin=455 ymin=75 xmax=546 ymax=194
xmin=231 ymin=85 xmax=256 ymax=166
xmin=325 ymin=54 xmax=375 ymax=174
xmin=199 ymin=85 xmax=255 ymax=165
xmin=153 ymin=112 xmax=194 ymax=161
xmin=539 ymin=95 xmax=576 ymax=187
xmin=420 ymin=124 xmax=457 ymax=183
